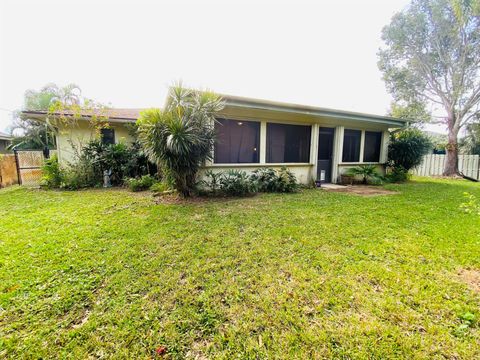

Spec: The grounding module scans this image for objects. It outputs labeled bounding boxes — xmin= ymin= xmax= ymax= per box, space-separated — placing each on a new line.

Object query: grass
xmin=0 ymin=178 xmax=479 ymax=359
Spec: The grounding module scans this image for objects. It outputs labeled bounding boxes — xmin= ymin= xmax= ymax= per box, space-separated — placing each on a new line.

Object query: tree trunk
xmin=443 ymin=127 xmax=459 ymax=176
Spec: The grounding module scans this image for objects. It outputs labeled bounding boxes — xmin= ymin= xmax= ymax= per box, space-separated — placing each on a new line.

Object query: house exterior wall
xmin=56 ymin=121 xmax=134 ymax=164
xmin=203 ymin=107 xmax=393 ymax=184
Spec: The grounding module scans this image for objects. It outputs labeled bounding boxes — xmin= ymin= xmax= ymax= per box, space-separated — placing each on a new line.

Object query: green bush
xmin=149 ymin=181 xmax=172 ymax=193
xmin=218 ymin=170 xmax=257 ymax=196
xmin=40 ymin=155 xmax=64 ymax=189
xmin=384 ymin=166 xmax=410 ymax=183
xmin=250 ymin=168 xmax=278 ymax=192
xmin=388 ymin=129 xmax=433 ymax=171
xmin=82 ymin=140 xmax=156 ymax=186
xmin=61 ymin=156 xmax=98 ymax=190
xmin=200 ymin=170 xmax=224 ymax=195
xmin=250 ymin=167 xmax=298 ymax=193
xmin=201 ymin=167 xmax=298 ymax=196
xmin=125 ymin=175 xmax=156 ymax=192
xmin=274 ymin=167 xmax=298 ymax=193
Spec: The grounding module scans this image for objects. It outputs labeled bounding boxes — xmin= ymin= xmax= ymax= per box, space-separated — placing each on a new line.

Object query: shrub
xmin=82 ymin=140 xmax=156 ymax=186
xmin=125 ymin=175 xmax=156 ymax=192
xmin=250 ymin=167 xmax=298 ymax=193
xmin=275 ymin=167 xmax=298 ymax=192
xmin=250 ymin=168 xmax=278 ymax=192
xmin=388 ymin=129 xmax=433 ymax=171
xmin=41 ymin=155 xmax=64 ymax=188
xmin=61 ymin=156 xmax=98 ymax=190
xmin=218 ymin=170 xmax=257 ymax=196
xmin=201 ymin=170 xmax=224 ymax=195
xmin=345 ymin=165 xmax=383 ymax=185
xmin=136 ymin=86 xmax=224 ymax=197
xmin=149 ymin=181 xmax=172 ymax=193
xmin=384 ymin=166 xmax=410 ymax=183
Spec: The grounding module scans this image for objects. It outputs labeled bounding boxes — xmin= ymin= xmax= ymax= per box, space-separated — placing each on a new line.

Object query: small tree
xmin=388 ymin=128 xmax=433 ymax=171
xmin=136 ymin=86 xmax=224 ymax=197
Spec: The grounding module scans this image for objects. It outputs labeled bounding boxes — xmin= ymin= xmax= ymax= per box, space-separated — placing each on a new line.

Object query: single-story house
xmin=22 ymin=92 xmax=407 ymax=184
xmin=0 ymin=132 xmax=12 ymax=153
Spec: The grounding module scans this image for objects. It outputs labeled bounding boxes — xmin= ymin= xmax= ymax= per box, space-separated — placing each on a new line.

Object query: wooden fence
xmin=0 ymin=154 xmax=19 ymax=188
xmin=413 ymin=154 xmax=480 ymax=180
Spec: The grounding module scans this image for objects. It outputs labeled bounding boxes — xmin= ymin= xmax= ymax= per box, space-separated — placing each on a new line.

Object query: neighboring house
xmin=22 ymin=92 xmax=407 ymax=184
xmin=0 ymin=132 xmax=12 ymax=153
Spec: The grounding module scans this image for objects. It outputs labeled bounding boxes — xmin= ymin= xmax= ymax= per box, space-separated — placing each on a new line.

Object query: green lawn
xmin=1 ymin=178 xmax=479 ymax=359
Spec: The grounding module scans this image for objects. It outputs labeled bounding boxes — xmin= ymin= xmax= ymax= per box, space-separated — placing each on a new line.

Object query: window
xmin=342 ymin=129 xmax=361 ymax=162
xmin=214 ymin=118 xmax=260 ymax=163
xmin=101 ymin=128 xmax=115 ymax=145
xmin=363 ymin=131 xmax=382 ymax=162
xmin=266 ymin=123 xmax=311 ymax=163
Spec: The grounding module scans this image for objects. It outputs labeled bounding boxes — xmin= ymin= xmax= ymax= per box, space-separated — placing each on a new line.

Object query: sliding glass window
xmin=266 ymin=123 xmax=311 ymax=163
xmin=214 ymin=118 xmax=260 ymax=163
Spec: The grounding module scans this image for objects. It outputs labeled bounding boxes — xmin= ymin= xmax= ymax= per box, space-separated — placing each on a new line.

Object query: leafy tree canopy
xmin=379 ymin=0 xmax=480 ymax=175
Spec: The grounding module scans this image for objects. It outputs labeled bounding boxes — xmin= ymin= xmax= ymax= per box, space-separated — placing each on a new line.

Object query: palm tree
xmin=137 ymin=86 xmax=224 ymax=197
xmin=346 ymin=164 xmax=383 ymax=185
xmin=11 ymin=83 xmax=83 ymax=150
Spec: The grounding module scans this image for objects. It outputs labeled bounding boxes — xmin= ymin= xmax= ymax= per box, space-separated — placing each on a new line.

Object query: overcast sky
xmin=2 ymin=0 xmax=438 ymax=134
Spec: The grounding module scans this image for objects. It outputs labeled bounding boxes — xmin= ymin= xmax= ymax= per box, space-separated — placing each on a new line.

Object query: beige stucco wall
xmin=56 ymin=121 xmax=134 ymax=164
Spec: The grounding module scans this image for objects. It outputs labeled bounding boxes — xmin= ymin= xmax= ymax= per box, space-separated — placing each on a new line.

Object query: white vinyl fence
xmin=413 ymin=154 xmax=480 ymax=180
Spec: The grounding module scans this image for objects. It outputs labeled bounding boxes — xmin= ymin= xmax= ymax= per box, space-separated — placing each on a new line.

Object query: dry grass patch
xmin=324 ymin=185 xmax=398 ymax=196
xmin=458 ymin=268 xmax=480 ymax=293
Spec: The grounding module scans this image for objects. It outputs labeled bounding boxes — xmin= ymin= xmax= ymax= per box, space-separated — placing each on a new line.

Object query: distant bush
xmin=218 ymin=170 xmax=257 ymax=196
xmin=41 ymin=155 xmax=64 ymax=189
xmin=125 ymin=175 xmax=156 ymax=192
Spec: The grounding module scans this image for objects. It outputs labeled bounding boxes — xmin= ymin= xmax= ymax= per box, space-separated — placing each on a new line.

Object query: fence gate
xmin=13 ymin=150 xmax=57 ymax=187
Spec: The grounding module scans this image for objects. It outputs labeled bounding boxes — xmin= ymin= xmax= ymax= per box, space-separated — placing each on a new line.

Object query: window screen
xmin=266 ymin=123 xmax=311 ymax=163
xmin=101 ymin=128 xmax=115 ymax=145
xmin=363 ymin=131 xmax=382 ymax=162
xmin=342 ymin=129 xmax=361 ymax=162
xmin=214 ymin=118 xmax=260 ymax=163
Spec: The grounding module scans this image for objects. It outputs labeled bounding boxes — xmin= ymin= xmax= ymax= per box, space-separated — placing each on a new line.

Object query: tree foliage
xmin=378 ymin=0 xmax=480 ymax=175
xmin=460 ymin=122 xmax=480 ymax=154
xmin=11 ymin=83 xmax=82 ymax=150
xmin=388 ymin=128 xmax=434 ymax=171
xmin=136 ymin=86 xmax=224 ymax=197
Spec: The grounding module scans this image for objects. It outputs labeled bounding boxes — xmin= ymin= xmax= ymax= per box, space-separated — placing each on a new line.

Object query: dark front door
xmin=317 ymin=127 xmax=335 ymax=183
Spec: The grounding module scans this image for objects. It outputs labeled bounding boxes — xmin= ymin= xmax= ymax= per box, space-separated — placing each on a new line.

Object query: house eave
xmin=223 ymin=96 xmax=408 ymax=128
xmin=21 ymin=110 xmax=138 ymax=124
